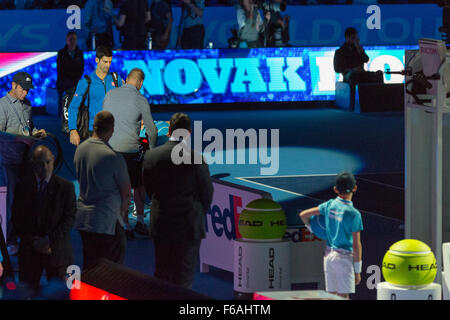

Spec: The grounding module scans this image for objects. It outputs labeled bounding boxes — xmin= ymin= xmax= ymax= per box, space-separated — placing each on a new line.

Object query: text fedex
xmin=205 ymin=195 xmax=243 ymax=240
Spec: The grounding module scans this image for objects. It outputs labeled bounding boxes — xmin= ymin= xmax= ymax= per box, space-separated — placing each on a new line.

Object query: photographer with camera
xmin=262 ymin=0 xmax=289 ymax=47
xmin=236 ymin=0 xmax=269 ymax=48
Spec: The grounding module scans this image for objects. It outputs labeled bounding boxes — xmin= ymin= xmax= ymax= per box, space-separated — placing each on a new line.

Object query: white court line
xmin=238 ymin=173 xmax=338 ymax=179
xmin=238 ymin=171 xmax=403 ymax=180
xmin=239 ymin=172 xmax=404 ymax=191
xmin=235 ymin=176 xmax=403 ymax=223
xmin=356 ymin=176 xmax=404 ymax=191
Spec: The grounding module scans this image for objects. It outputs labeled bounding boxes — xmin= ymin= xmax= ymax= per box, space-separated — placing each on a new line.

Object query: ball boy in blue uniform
xmin=299 ymin=172 xmax=363 ymax=299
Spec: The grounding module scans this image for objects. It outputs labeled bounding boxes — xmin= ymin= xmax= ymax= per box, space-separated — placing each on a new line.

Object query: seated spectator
xmin=334 ymin=27 xmax=383 ymax=83
xmin=150 ymin=0 xmax=173 ymax=50
xmin=334 ymin=27 xmax=383 ymax=110
xmin=56 ymin=31 xmax=84 ymax=118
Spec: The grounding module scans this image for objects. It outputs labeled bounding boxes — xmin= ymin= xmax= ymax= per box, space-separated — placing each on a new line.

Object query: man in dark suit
xmin=12 ymin=145 xmax=76 ymax=295
xmin=143 ymin=112 xmax=213 ymax=289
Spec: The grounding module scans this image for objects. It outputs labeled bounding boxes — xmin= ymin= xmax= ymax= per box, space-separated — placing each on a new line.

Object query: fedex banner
xmin=200 ymin=179 xmax=271 ymax=273
xmin=0 ymin=46 xmax=415 ymax=107
xmin=0 ymin=5 xmax=441 ymax=52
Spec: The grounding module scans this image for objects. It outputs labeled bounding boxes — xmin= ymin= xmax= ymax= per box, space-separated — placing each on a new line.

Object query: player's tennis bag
xmin=61 ymin=74 xmax=91 ymax=140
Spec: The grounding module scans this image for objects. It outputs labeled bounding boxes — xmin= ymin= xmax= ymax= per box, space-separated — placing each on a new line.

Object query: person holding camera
xmin=236 ymin=0 xmax=269 ymax=48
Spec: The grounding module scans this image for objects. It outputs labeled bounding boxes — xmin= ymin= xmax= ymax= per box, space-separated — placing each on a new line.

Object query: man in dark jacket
xmin=143 ymin=112 xmax=213 ymax=289
xmin=333 ymin=27 xmax=383 ymax=110
xmin=12 ymin=145 xmax=76 ymax=296
xmin=56 ymin=31 xmax=84 ymax=118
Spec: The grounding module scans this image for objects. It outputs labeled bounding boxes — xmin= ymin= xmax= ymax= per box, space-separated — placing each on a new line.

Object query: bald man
xmin=102 ymin=68 xmax=157 ymax=238
xmin=12 ymin=145 xmax=76 ymax=296
xmin=74 ymin=111 xmax=131 ymax=270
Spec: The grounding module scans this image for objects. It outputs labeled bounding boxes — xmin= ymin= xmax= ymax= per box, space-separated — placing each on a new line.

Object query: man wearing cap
xmin=0 ymin=71 xmax=48 ymax=256
xmin=299 ymin=172 xmax=363 ymax=299
xmin=0 ymin=72 xmax=47 ymax=138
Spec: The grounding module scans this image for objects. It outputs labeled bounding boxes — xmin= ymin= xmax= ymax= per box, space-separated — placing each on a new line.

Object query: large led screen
xmin=0 ymin=46 xmax=416 ymax=108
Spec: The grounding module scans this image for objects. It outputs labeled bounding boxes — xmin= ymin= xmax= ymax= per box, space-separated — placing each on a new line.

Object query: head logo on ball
xmin=238 ymin=199 xmax=287 ymax=241
xmin=382 ymin=239 xmax=437 ymax=288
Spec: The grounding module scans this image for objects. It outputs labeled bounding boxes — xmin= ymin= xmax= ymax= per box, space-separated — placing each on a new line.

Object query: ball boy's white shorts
xmin=323 ymin=247 xmax=355 ymax=294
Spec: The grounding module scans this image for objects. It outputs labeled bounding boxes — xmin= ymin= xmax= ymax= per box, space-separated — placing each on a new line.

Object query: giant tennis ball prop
xmin=309 ymin=215 xmax=327 ymax=240
xmin=382 ymin=239 xmax=437 ymax=287
xmin=238 ymin=199 xmax=286 ymax=241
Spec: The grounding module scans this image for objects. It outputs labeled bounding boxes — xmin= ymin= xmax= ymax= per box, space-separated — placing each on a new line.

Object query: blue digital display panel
xmin=0 ymin=46 xmax=417 ymax=108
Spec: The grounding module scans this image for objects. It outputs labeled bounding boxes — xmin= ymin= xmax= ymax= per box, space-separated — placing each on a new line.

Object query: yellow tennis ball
xmin=382 ymin=239 xmax=437 ymax=287
xmin=238 ymin=199 xmax=286 ymax=241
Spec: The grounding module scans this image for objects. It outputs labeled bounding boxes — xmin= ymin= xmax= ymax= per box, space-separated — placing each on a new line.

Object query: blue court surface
xmin=8 ymin=107 xmax=405 ymax=300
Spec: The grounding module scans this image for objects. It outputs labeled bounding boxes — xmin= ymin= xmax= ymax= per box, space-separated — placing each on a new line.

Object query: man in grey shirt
xmin=0 ymin=71 xmax=47 ymax=255
xmin=74 ymin=111 xmax=131 ymax=269
xmin=103 ymin=68 xmax=157 ymax=238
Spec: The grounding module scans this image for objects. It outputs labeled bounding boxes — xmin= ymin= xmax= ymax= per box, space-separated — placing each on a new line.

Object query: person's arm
xmin=196 ymin=159 xmax=214 ymax=214
xmin=119 ymin=181 xmax=132 ymax=220
xmin=11 ymin=182 xmax=27 ymax=240
xmin=236 ymin=6 xmax=247 ymax=30
xmin=143 ymin=153 xmax=155 ymax=198
xmin=352 ymin=231 xmax=362 ymax=285
xmin=48 ymin=181 xmax=77 ymax=243
xmin=140 ymin=99 xmax=157 ymax=149
xmin=0 ymin=104 xmax=7 ymax=132
xmin=115 ymin=155 xmax=132 ymax=220
xmin=182 ymin=0 xmax=203 ymax=18
xmin=354 ymin=38 xmax=369 ymax=64
xmin=115 ymin=14 xmax=127 ymax=28
xmin=56 ymin=51 xmax=63 ymax=82
xmin=163 ymin=10 xmax=173 ymax=41
xmin=68 ymin=77 xmax=87 ymax=146
xmin=333 ymin=49 xmax=345 ymax=74
xmin=299 ymin=207 xmax=321 ymax=227
xmin=23 ymin=102 xmax=47 ymax=138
